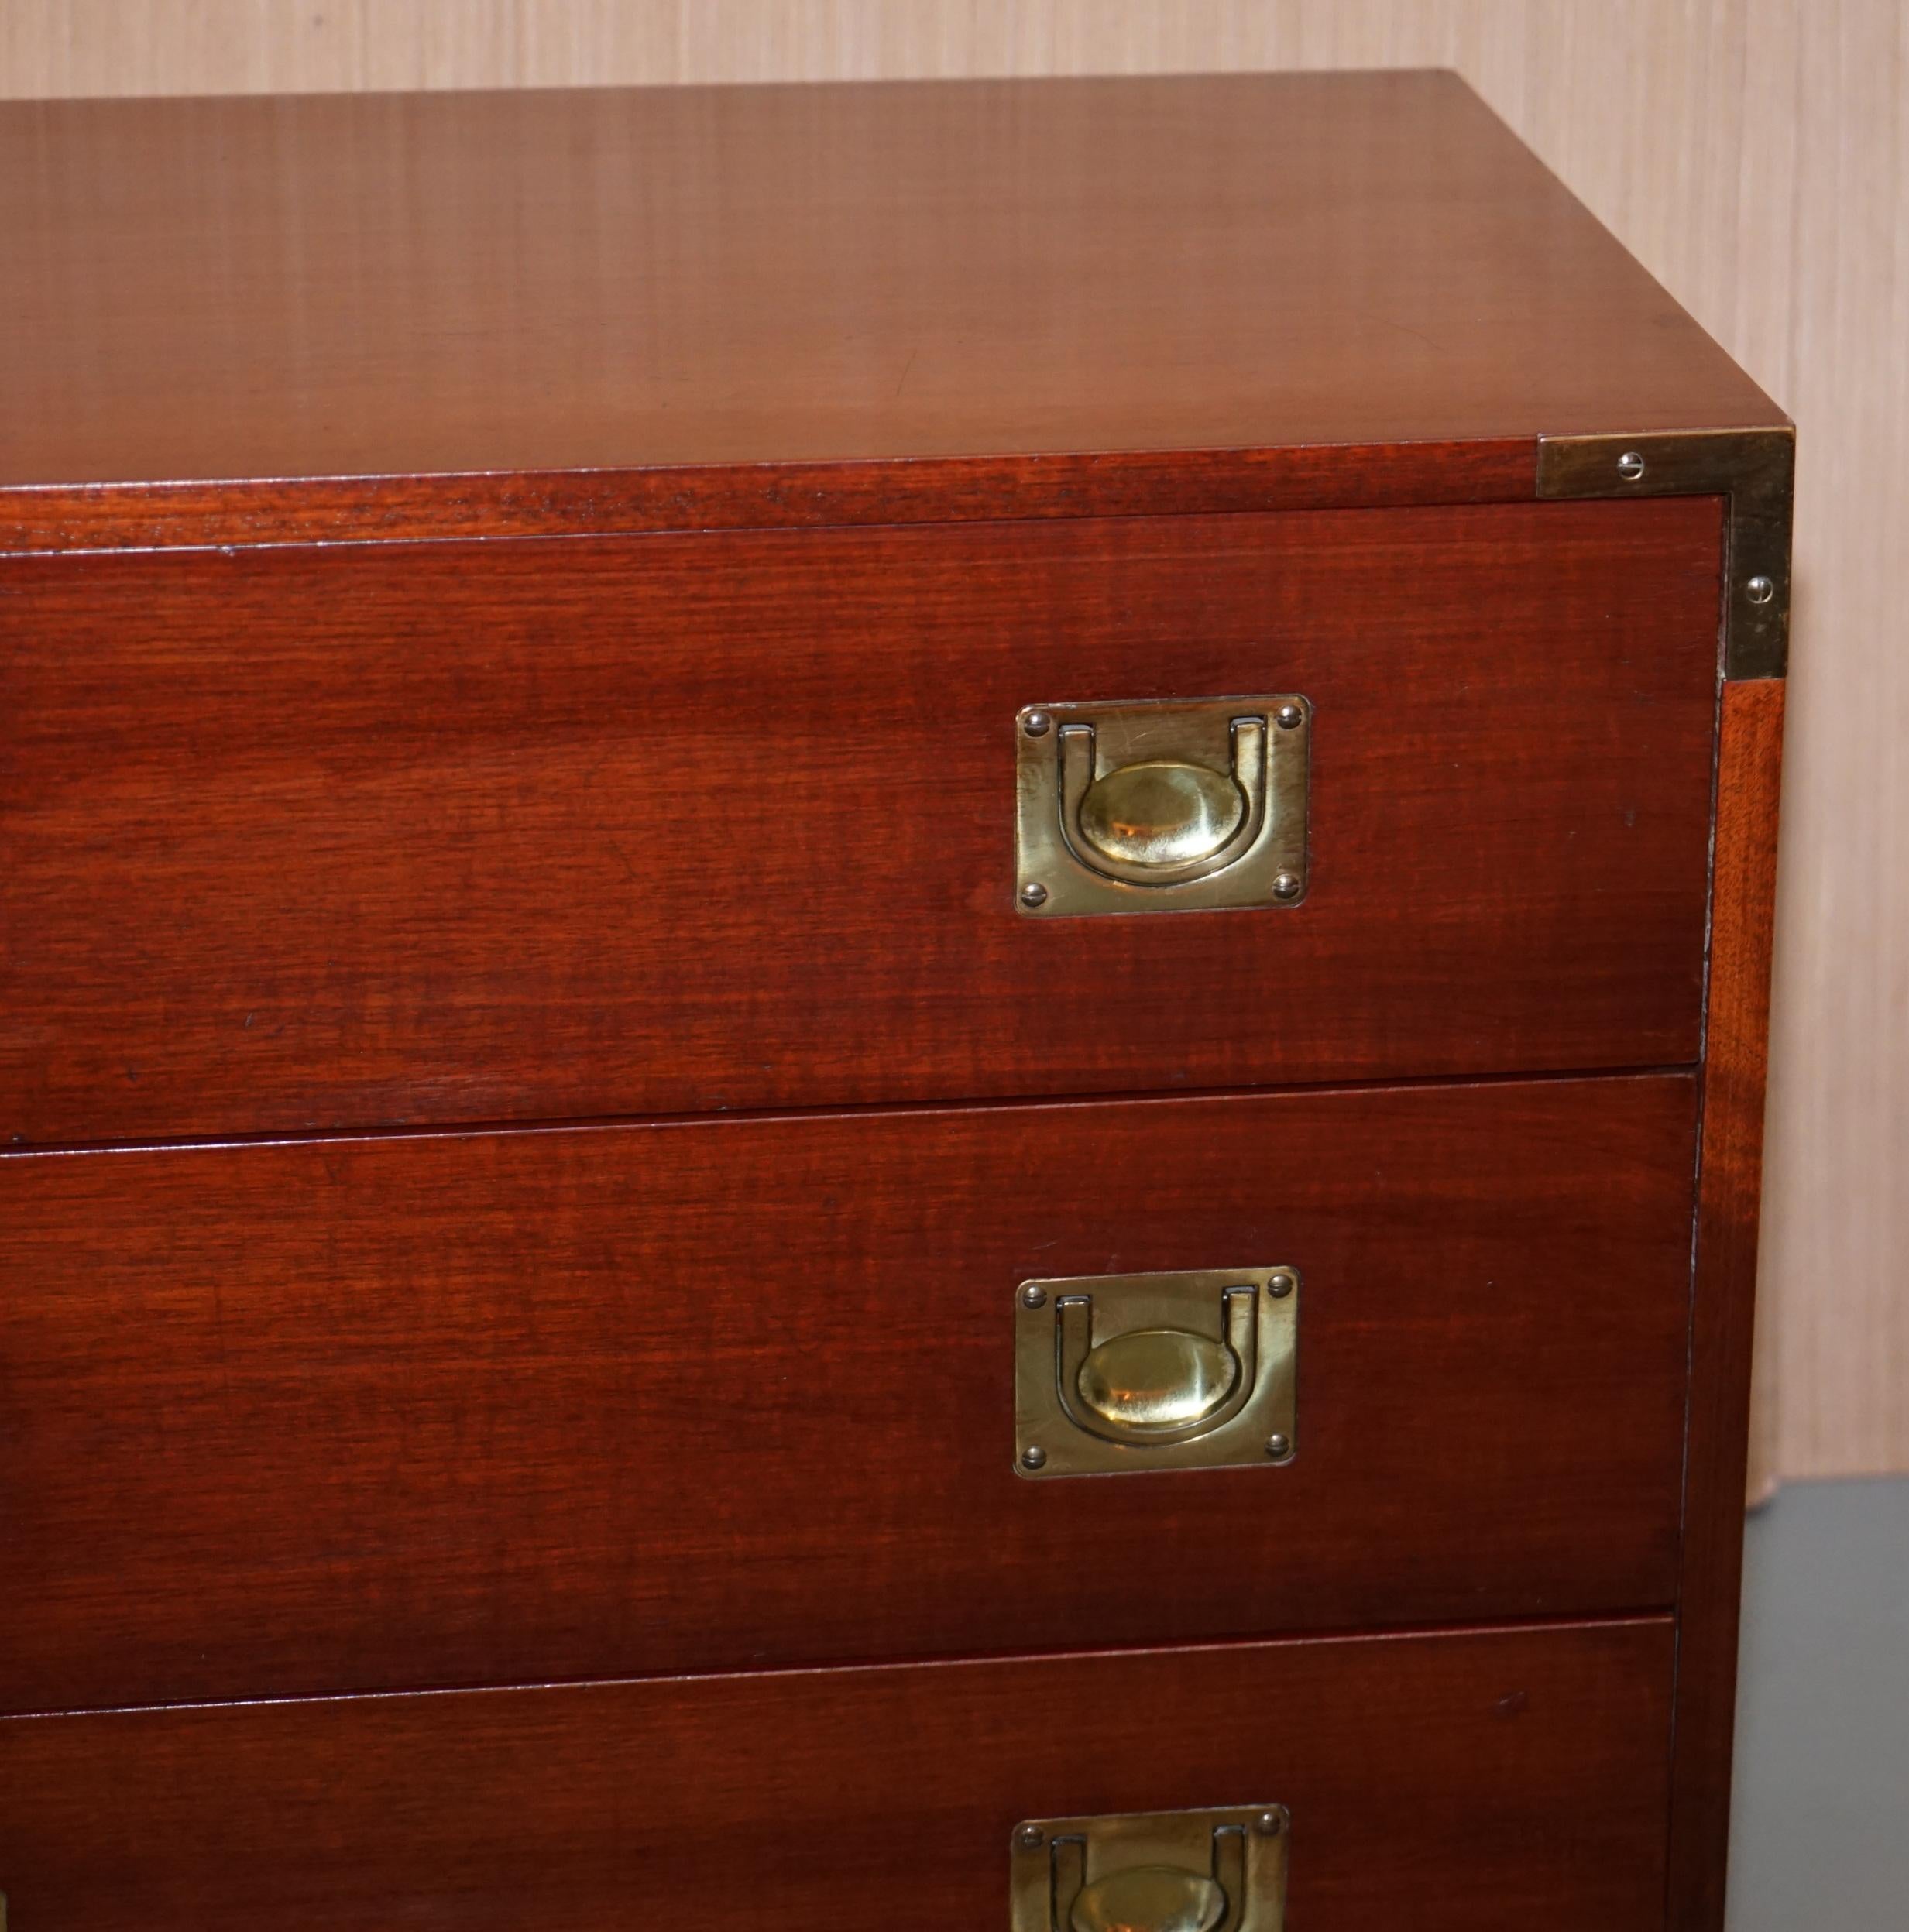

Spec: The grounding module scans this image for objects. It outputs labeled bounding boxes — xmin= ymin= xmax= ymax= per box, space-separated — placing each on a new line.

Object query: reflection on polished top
xmin=0 ymin=70 xmax=1781 ymax=496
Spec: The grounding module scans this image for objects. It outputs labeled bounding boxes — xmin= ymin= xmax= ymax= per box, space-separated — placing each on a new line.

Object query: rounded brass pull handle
xmin=1056 ymin=1289 xmax=1259 ymax=1447
xmin=1045 ymin=1823 xmax=1252 ymax=1932
xmin=1059 ymin=716 xmax=1269 ymax=886
xmin=1070 ymin=1865 xmax=1227 ymax=1932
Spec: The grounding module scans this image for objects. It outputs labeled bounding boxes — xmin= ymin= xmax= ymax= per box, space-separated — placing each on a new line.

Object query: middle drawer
xmin=2 ymin=1074 xmax=1695 ymax=1714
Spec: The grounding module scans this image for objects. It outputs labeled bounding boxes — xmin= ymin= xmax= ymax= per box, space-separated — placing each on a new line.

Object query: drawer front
xmin=0 ymin=1621 xmax=1674 ymax=1932
xmin=2 ymin=1076 xmax=1695 ymax=1714
xmin=0 ymin=499 xmax=1721 ymax=1143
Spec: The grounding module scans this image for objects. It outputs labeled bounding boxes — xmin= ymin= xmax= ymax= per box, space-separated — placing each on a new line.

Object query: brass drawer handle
xmin=1056 ymin=1288 xmax=1258 ymax=1446
xmin=1015 ymin=1267 xmax=1300 ymax=1478
xmin=1015 ymin=695 xmax=1310 ymax=917
xmin=1011 ymin=1805 xmax=1290 ymax=1932
xmin=1059 ymin=715 xmax=1268 ymax=885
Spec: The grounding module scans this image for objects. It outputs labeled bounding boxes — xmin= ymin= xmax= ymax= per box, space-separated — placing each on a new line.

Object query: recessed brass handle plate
xmin=1015 ymin=696 xmax=1310 ymax=916
xmin=1011 ymin=1803 xmax=1289 ymax=1932
xmin=1015 ymin=1267 xmax=1300 ymax=1478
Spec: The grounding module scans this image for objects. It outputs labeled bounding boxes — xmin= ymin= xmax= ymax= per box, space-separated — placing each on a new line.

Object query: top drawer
xmin=0 ymin=499 xmax=1721 ymax=1143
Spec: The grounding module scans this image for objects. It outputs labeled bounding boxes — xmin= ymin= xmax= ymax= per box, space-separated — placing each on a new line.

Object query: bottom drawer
xmin=0 ymin=1620 xmax=1672 ymax=1931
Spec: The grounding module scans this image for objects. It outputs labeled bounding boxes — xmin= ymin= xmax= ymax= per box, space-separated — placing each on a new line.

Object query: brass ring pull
xmin=1014 ymin=696 xmax=1309 ymax=918
xmin=1015 ymin=1267 xmax=1299 ymax=1477
xmin=1057 ymin=716 xmax=1269 ymax=887
xmin=1056 ymin=1289 xmax=1259 ymax=1447
xmin=1011 ymin=1806 xmax=1289 ymax=1932
xmin=1055 ymin=1827 xmax=1245 ymax=1932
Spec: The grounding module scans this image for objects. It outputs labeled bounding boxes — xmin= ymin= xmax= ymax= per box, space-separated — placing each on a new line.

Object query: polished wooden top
xmin=1 ymin=70 xmax=1780 ymax=497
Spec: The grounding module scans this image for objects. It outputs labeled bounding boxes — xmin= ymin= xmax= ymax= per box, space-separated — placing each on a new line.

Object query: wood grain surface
xmin=0 ymin=1620 xmax=1677 ymax=1932
xmin=0 ymin=439 xmax=1539 ymax=557
xmin=8 ymin=0 xmax=1890 ymax=1499
xmin=1670 ymin=678 xmax=1787 ymax=1932
xmin=0 ymin=68 xmax=1777 ymax=523
xmin=0 ymin=1074 xmax=1695 ymax=1714
xmin=0 ymin=499 xmax=1723 ymax=1144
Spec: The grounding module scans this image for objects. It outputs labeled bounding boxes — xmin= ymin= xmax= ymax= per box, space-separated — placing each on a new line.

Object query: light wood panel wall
xmin=4 ymin=2 xmax=1904 ymax=1488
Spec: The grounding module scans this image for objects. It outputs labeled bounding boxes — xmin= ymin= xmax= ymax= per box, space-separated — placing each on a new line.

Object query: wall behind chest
xmin=2 ymin=0 xmax=1902 ymax=1494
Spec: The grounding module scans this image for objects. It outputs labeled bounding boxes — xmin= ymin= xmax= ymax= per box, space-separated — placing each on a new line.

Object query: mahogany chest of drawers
xmin=0 ymin=70 xmax=1790 ymax=1932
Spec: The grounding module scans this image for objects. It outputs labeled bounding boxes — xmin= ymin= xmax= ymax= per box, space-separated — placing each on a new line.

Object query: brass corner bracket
xmin=1536 ymin=426 xmax=1794 ymax=680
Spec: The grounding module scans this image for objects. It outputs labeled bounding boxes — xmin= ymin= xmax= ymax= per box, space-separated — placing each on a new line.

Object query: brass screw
xmin=1021 ymin=1284 xmax=1048 ymax=1309
xmin=1017 ymin=1825 xmax=1045 ymax=1851
xmin=1746 ymin=575 xmax=1777 ymax=605
xmin=1020 ymin=882 xmax=1049 ymax=908
xmin=1275 ymin=702 xmax=1303 ymax=729
xmin=1022 ymin=711 xmax=1053 ymax=737
xmin=1265 ymin=1433 xmax=1293 ymax=1460
xmin=1021 ymin=1446 xmax=1049 ymax=1471
xmin=1617 ymin=450 xmax=1647 ymax=481
xmin=1267 ymin=1272 xmax=1295 ymax=1299
xmin=1272 ymin=873 xmax=1303 ymax=901
xmin=1254 ymin=1810 xmax=1286 ymax=1838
